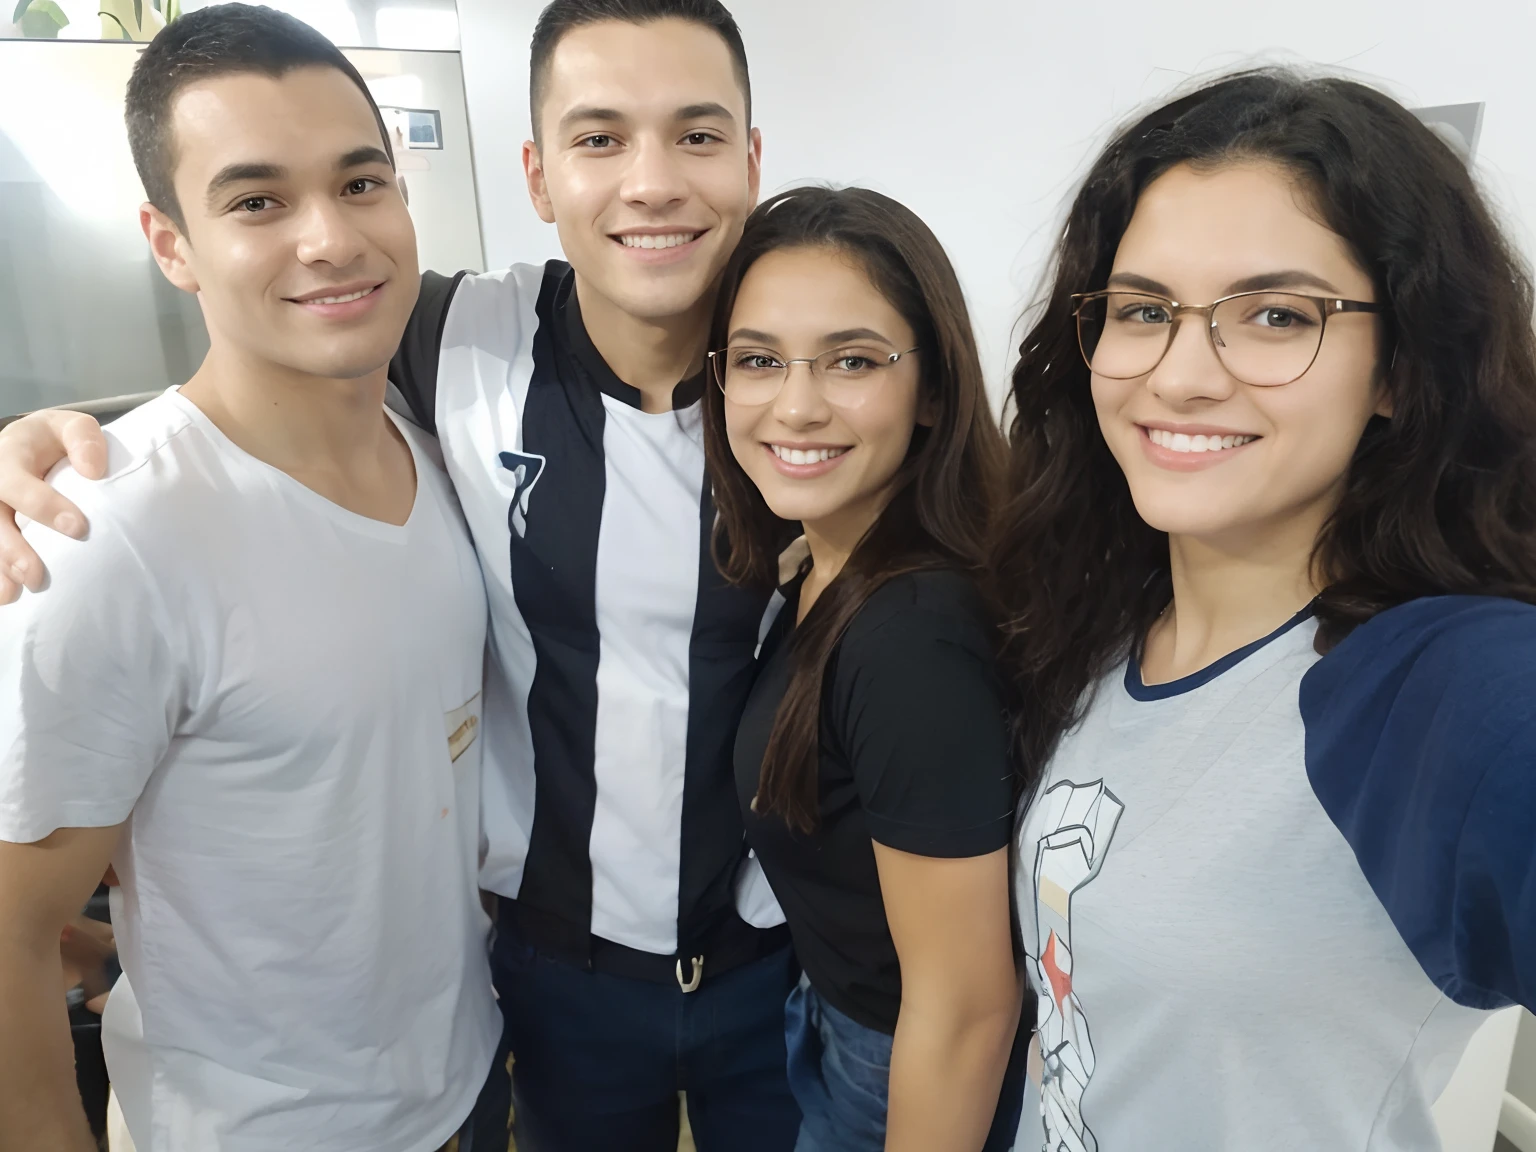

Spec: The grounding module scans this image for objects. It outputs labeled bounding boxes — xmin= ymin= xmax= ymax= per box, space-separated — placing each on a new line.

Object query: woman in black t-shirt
xmin=701 ymin=187 xmax=1025 ymax=1152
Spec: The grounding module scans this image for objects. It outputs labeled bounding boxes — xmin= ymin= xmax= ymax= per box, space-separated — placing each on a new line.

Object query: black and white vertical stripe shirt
xmin=389 ymin=261 xmax=785 ymax=969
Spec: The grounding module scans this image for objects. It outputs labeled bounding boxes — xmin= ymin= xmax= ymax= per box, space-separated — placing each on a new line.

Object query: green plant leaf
xmin=133 ymin=0 xmax=141 ymax=26
xmin=18 ymin=0 xmax=70 ymax=36
xmin=12 ymin=0 xmax=30 ymax=23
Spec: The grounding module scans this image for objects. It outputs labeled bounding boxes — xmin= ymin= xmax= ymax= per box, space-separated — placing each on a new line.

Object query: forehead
xmin=733 ymin=247 xmax=910 ymax=332
xmin=540 ymin=18 xmax=745 ymax=131
xmin=168 ymin=66 xmax=383 ymax=186
xmin=1115 ymin=161 xmax=1367 ymax=289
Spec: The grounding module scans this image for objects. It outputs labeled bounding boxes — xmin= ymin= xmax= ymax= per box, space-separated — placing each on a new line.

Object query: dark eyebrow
xmin=339 ymin=145 xmax=392 ymax=170
xmin=1105 ymin=269 xmax=1345 ymax=298
xmin=205 ymin=161 xmax=285 ymax=206
xmin=726 ymin=328 xmax=778 ymax=345
xmin=726 ymin=327 xmax=896 ymax=347
xmin=676 ymin=102 xmax=734 ymax=124
xmin=1225 ymin=269 xmax=1343 ymax=295
xmin=824 ymin=328 xmax=895 ymax=346
xmin=559 ymin=105 xmax=626 ymax=132
xmin=1105 ymin=272 xmax=1173 ymax=295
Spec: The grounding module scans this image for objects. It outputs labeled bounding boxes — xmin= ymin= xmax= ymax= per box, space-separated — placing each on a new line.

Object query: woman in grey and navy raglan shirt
xmin=995 ymin=69 xmax=1536 ymax=1151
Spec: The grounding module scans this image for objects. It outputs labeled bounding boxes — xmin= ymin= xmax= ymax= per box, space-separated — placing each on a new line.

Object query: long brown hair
xmin=703 ymin=187 xmax=1006 ymax=831
xmin=992 ymin=68 xmax=1536 ymax=790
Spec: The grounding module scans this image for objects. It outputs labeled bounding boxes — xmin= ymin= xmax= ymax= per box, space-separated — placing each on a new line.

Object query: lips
xmin=1144 ymin=427 xmax=1258 ymax=454
xmin=283 ymin=280 xmax=387 ymax=321
xmin=771 ymin=445 xmax=848 ymax=465
xmin=615 ymin=232 xmax=704 ymax=249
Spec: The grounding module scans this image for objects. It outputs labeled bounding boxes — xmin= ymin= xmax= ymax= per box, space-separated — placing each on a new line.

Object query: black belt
xmin=500 ymin=897 xmax=793 ymax=992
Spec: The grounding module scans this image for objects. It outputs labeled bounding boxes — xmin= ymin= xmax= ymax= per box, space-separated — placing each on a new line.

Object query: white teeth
xmin=771 ymin=445 xmax=847 ymax=465
xmin=618 ymin=232 xmax=701 ymax=249
xmin=1146 ymin=428 xmax=1257 ymax=453
xmin=307 ymin=286 xmax=375 ymax=305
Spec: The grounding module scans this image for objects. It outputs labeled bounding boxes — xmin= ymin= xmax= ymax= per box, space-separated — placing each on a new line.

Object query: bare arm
xmin=0 ymin=410 xmax=108 ymax=603
xmin=878 ymin=843 xmax=1020 ymax=1152
xmin=0 ymin=825 xmax=123 ymax=1151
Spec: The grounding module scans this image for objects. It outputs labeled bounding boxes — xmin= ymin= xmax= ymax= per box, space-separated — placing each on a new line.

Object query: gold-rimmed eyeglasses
xmin=1072 ymin=289 xmax=1384 ymax=386
xmin=707 ymin=346 xmax=920 ymax=409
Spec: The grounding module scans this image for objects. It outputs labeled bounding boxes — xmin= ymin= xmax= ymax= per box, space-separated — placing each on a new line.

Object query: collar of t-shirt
xmin=558 ymin=271 xmax=707 ymax=412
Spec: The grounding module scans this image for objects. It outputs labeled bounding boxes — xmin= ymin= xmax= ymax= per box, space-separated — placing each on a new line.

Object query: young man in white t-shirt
xmin=0 ymin=7 xmax=500 ymax=1151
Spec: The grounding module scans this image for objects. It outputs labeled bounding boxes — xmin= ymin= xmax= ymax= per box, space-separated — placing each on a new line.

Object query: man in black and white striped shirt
xmin=383 ymin=7 xmax=799 ymax=1145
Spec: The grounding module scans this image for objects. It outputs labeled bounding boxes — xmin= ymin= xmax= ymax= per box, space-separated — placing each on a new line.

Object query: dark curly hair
xmin=993 ymin=68 xmax=1536 ymax=788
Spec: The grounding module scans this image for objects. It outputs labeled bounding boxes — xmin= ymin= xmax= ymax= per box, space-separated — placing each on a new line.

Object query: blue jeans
xmin=490 ymin=917 xmax=801 ymax=1152
xmin=785 ymin=976 xmax=1026 ymax=1152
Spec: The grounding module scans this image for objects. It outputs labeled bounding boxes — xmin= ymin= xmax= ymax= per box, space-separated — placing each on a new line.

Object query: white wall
xmin=455 ymin=0 xmax=1536 ymax=401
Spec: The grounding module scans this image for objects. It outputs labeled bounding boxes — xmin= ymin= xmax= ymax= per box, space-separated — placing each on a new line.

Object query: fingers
xmin=0 ymin=499 xmax=45 ymax=598
xmin=54 ymin=411 xmax=109 ymax=482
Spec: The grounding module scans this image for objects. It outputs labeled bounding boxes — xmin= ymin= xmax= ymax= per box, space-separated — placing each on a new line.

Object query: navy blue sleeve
xmin=1299 ymin=596 xmax=1536 ymax=1012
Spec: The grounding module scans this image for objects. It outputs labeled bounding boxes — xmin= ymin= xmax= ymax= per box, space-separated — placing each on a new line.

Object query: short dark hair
xmin=529 ymin=0 xmax=751 ymax=140
xmin=125 ymin=3 xmax=393 ymax=230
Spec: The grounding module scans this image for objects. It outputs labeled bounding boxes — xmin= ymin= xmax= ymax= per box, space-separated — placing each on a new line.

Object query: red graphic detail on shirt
xmin=1042 ymin=929 xmax=1072 ymax=1010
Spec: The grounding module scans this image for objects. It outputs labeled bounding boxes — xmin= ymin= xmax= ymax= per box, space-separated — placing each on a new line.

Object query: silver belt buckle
xmin=675 ymin=954 xmax=705 ymax=993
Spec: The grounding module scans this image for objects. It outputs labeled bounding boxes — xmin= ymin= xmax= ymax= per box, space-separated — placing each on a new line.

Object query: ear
xmin=523 ymin=139 xmax=556 ymax=225
xmin=915 ymin=388 xmax=939 ymax=429
xmin=746 ymin=126 xmax=763 ymax=213
xmin=1374 ymin=347 xmax=1396 ymax=419
xmin=140 ymin=203 xmax=199 ymax=294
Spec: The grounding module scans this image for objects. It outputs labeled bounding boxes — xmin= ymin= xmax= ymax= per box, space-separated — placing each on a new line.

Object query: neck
xmin=1145 ymin=500 xmax=1332 ymax=683
xmin=178 ymin=341 xmax=393 ymax=473
xmin=798 ymin=492 xmax=890 ymax=621
xmin=574 ymin=274 xmax=712 ymax=414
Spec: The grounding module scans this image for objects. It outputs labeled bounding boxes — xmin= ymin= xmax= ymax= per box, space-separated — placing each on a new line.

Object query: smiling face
xmin=1091 ymin=161 xmax=1390 ymax=549
xmin=146 ymin=65 xmax=418 ymax=382
xmin=722 ymin=245 xmax=925 ymax=546
xmin=525 ymin=17 xmax=760 ymax=327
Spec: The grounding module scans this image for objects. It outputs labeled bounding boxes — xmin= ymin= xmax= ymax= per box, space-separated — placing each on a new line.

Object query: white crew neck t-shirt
xmin=0 ymin=389 xmax=500 ymax=1152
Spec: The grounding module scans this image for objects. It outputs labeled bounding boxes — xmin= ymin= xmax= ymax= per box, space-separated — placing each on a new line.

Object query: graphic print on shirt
xmin=498 ymin=450 xmax=546 ymax=539
xmin=1028 ymin=779 xmax=1125 ymax=1152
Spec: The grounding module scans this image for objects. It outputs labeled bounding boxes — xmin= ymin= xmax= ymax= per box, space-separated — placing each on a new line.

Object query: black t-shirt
xmin=735 ymin=568 xmax=1015 ymax=1034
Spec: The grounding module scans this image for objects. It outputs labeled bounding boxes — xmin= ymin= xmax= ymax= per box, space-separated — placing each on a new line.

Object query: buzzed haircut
xmin=529 ymin=0 xmax=751 ymax=140
xmin=125 ymin=2 xmax=393 ymax=230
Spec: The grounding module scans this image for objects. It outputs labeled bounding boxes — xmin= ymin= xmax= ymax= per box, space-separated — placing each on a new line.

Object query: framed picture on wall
xmin=380 ymin=106 xmax=443 ymax=150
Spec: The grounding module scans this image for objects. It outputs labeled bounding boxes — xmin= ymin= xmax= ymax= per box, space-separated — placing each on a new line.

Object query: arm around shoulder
xmin=0 ymin=408 xmax=109 ymax=602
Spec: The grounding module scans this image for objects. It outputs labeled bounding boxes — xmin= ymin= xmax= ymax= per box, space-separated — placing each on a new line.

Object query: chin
xmin=1127 ymin=490 xmax=1253 ymax=539
xmin=614 ymin=277 xmax=715 ymax=323
xmin=289 ymin=349 xmax=396 ymax=382
xmin=754 ymin=488 xmax=836 ymax=526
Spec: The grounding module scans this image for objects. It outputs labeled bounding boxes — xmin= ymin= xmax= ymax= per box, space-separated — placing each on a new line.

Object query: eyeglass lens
xmin=1076 ymin=291 xmax=1330 ymax=386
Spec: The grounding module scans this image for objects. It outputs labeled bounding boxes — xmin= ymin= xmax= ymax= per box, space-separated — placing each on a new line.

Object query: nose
xmin=1144 ymin=312 xmax=1239 ymax=407
xmin=618 ymin=133 xmax=689 ymax=212
xmin=771 ymin=361 xmax=832 ymax=430
xmin=292 ymin=195 xmax=368 ymax=270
